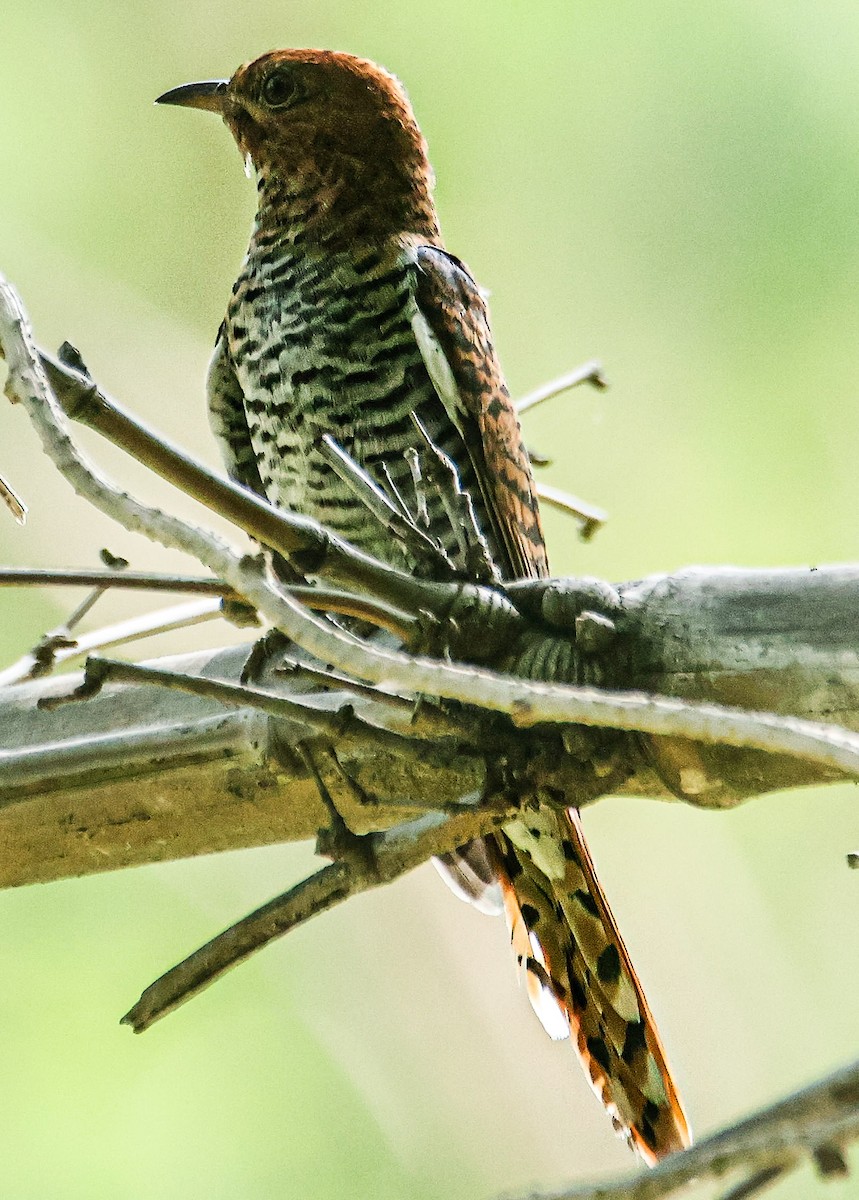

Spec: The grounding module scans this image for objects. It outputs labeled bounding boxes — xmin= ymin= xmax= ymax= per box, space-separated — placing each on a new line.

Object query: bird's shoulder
xmin=405 ymin=240 xmax=548 ymax=580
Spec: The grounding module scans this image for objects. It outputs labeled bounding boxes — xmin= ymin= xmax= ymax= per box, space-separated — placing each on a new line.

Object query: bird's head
xmin=157 ymin=49 xmax=439 ymax=241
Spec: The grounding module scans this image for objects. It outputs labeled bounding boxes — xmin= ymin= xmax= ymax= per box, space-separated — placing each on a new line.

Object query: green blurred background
xmin=1 ymin=3 xmax=857 ymax=1197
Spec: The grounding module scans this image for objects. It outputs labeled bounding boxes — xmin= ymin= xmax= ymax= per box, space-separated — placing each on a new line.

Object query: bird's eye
xmin=261 ymin=69 xmax=297 ymax=109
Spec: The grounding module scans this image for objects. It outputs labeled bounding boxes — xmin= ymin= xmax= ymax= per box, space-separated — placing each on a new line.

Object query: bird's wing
xmin=206 ymin=322 xmax=268 ymax=498
xmin=413 ymin=246 xmax=690 ymax=1162
xmin=411 ymin=244 xmax=547 ymax=582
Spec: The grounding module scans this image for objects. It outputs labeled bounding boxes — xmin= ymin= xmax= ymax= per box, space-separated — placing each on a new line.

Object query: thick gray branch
xmin=0 ymin=643 xmax=485 ymax=887
xmin=0 ymin=562 xmax=856 ymax=889
xmin=617 ymin=564 xmax=859 ymax=804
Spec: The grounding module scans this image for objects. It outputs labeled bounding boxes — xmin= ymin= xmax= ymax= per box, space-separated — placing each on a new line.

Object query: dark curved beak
xmin=155 ymin=80 xmax=228 ymax=113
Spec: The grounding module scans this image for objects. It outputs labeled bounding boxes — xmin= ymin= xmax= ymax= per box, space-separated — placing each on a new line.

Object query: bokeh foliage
xmin=0 ymin=3 xmax=856 ymax=1197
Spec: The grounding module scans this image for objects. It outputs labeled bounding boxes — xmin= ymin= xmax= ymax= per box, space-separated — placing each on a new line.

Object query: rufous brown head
xmin=157 ymin=49 xmax=439 ymax=242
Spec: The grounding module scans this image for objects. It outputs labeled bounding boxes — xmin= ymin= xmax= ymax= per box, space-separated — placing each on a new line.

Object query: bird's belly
xmin=229 ymin=305 xmax=458 ymax=561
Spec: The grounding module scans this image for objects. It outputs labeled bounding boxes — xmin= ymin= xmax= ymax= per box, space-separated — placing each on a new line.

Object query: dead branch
xmin=3 ymin=277 xmax=857 ymax=785
xmin=517 ymin=1058 xmax=859 ymax=1200
xmin=122 ymin=794 xmax=515 ymax=1033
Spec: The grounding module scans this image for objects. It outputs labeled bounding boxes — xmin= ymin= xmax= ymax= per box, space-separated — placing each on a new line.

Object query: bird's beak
xmin=155 ymin=80 xmax=228 ymax=113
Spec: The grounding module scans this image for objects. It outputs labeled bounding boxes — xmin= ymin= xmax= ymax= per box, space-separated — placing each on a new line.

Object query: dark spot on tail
xmin=565 ymin=950 xmax=587 ymax=1011
xmin=640 ymin=1114 xmax=658 ymax=1151
xmin=575 ymin=889 xmax=600 ymax=918
xmin=597 ymin=944 xmax=621 ymax=985
xmin=586 ymin=1035 xmax=611 ymax=1074
xmin=622 ymin=1020 xmax=647 ymax=1064
xmin=570 ymin=973 xmax=587 ymax=1011
xmin=520 ymin=903 xmax=540 ymax=927
xmin=502 ymin=847 xmax=523 ymax=880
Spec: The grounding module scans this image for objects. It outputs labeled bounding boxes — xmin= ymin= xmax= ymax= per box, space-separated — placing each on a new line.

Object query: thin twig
xmin=0 ymin=575 xmax=413 ymax=684
xmin=0 ymin=471 xmax=27 ymax=523
xmin=3 ymin=557 xmax=127 ymax=685
xmin=0 ymin=600 xmax=225 ymax=687
xmin=274 ymin=656 xmax=477 ymax=742
xmin=121 ymin=799 xmax=514 ymax=1033
xmin=286 ymin=583 xmax=418 ymax=640
xmin=121 ymin=861 xmax=350 ymax=1031
xmin=535 ymin=481 xmax=608 ymax=541
xmin=51 ymin=657 xmax=454 ymax=757
xmin=0 ymin=566 xmax=232 ymax=593
xmin=404 ymin=445 xmax=430 ymax=527
xmin=318 ymin=433 xmax=450 ymax=572
xmin=377 ymin=460 xmax=413 ymax=521
xmin=515 ymin=1059 xmax=859 ymax=1200
xmin=716 ymin=1165 xmax=786 ymax=1200
xmin=516 ymin=360 xmax=608 ymax=415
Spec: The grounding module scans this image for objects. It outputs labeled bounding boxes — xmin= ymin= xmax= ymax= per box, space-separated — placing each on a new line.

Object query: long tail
xmin=493 ymin=805 xmax=690 ymax=1163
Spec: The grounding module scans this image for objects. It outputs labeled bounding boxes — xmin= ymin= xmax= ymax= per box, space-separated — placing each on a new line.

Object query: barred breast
xmin=224 ymin=236 xmax=491 ymax=574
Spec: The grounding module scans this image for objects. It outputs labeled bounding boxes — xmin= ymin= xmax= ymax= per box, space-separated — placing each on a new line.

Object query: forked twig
xmin=410 ymin=411 xmax=499 ymax=582
xmin=515 ymin=359 xmax=607 ymax=415
xmin=319 ymin=433 xmax=452 ymax=573
xmin=44 ymin=657 xmax=456 ymax=757
xmin=535 ymin=481 xmax=608 ymax=541
xmin=0 ymin=599 xmax=225 ymax=687
xmin=121 ymin=798 xmax=514 ymax=1033
xmin=274 ymin=656 xmax=478 ymax=742
xmin=0 ymin=570 xmax=413 ymax=682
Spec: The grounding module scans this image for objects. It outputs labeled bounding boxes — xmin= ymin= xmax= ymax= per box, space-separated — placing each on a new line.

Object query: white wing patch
xmin=410 ymin=306 xmax=462 ymax=426
xmin=527 ymin=970 xmax=572 ymax=1042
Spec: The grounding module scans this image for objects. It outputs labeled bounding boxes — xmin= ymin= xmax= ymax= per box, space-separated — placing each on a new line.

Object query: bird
xmin=156 ymin=48 xmax=690 ymax=1163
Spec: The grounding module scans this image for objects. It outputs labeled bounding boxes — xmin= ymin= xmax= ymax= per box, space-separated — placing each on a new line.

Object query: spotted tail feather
xmin=495 ymin=806 xmax=690 ymax=1163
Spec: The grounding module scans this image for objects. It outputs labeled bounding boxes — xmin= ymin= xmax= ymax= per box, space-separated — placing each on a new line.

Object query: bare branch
xmin=5 ymin=274 xmax=859 ymax=786
xmin=0 ymin=566 xmax=231 ymax=593
xmin=5 ymin=273 xmax=859 ymax=857
xmin=121 ymin=796 xmax=513 ymax=1033
xmin=516 ymin=360 xmax=608 ymax=415
xmin=1 ymin=603 xmax=855 ymax=893
xmin=0 ymin=598 xmax=224 ymax=686
xmin=514 ymin=1058 xmax=859 ymax=1200
xmin=535 ymin=481 xmax=608 ymax=540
